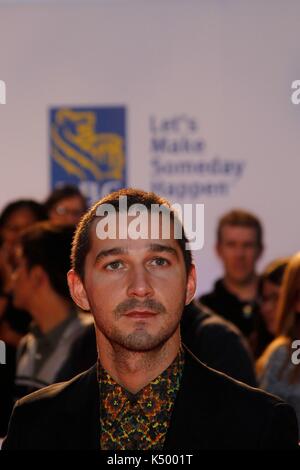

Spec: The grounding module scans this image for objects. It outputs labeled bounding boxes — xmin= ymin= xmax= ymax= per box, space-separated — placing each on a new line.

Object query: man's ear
xmin=67 ymin=269 xmax=91 ymax=311
xmin=185 ymin=264 xmax=197 ymax=305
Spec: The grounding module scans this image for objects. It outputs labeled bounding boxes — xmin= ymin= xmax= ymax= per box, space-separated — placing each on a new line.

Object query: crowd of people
xmin=0 ymin=185 xmax=299 ymax=449
xmin=0 ymin=186 xmax=90 ymax=435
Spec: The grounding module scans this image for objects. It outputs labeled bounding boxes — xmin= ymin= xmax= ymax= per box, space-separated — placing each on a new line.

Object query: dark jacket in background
xmin=0 ymin=345 xmax=16 ymax=437
xmin=2 ymin=348 xmax=298 ymax=450
xmin=0 ymin=296 xmax=31 ymax=437
xmin=181 ymin=301 xmax=256 ymax=386
xmin=200 ymin=279 xmax=260 ymax=338
xmin=55 ymin=322 xmax=97 ymax=382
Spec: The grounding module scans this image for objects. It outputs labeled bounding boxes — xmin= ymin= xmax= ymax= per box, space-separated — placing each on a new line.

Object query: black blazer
xmin=2 ymin=348 xmax=299 ymax=450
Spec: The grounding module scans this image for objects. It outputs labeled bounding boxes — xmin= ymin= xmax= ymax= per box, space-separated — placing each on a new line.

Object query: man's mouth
xmin=124 ymin=310 xmax=158 ymax=319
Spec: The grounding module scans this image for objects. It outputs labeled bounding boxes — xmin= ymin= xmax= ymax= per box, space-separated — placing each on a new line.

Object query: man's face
xmin=217 ymin=225 xmax=261 ymax=284
xmin=68 ymin=214 xmax=196 ymax=352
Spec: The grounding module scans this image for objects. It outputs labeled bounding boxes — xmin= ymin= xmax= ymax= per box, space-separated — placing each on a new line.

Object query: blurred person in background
xmin=181 ymin=300 xmax=256 ymax=386
xmin=0 ymin=200 xmax=46 ymax=307
xmin=0 ymin=199 xmax=46 ymax=437
xmin=200 ymin=209 xmax=263 ymax=345
xmin=44 ymin=185 xmax=87 ymax=226
xmin=12 ymin=222 xmax=93 ymax=400
xmin=251 ymin=258 xmax=289 ymax=358
xmin=257 ymin=252 xmax=300 ymax=437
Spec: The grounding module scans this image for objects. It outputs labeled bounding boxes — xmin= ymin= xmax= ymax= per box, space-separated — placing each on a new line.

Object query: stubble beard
xmin=96 ymin=310 xmax=183 ymax=353
xmin=109 ymin=320 xmax=180 ymax=352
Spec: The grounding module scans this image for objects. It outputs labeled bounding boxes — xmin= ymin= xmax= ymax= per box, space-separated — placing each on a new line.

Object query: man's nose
xmin=127 ymin=266 xmax=154 ymax=298
xmin=234 ymin=246 xmax=246 ymax=257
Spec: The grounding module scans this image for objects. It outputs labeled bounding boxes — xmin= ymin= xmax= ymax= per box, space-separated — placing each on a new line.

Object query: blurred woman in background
xmin=257 ymin=252 xmax=300 ymax=436
xmin=251 ymin=258 xmax=289 ymax=358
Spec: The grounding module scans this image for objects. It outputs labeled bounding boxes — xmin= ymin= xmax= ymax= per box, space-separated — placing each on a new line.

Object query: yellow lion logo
xmin=51 ymin=109 xmax=125 ymax=181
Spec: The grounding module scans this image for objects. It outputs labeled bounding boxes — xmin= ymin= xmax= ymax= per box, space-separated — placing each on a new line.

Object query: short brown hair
xmin=20 ymin=222 xmax=74 ymax=299
xmin=260 ymin=258 xmax=290 ymax=288
xmin=71 ymin=188 xmax=193 ymax=280
xmin=217 ymin=209 xmax=263 ymax=250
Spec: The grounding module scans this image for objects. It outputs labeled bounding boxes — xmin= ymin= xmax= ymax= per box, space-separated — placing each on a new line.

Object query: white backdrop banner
xmin=0 ymin=0 xmax=299 ymax=294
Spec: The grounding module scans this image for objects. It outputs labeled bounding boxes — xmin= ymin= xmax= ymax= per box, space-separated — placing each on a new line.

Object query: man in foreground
xmin=3 ymin=189 xmax=299 ymax=450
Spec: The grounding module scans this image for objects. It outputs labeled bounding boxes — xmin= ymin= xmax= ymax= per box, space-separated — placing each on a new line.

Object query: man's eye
xmin=150 ymin=258 xmax=169 ymax=267
xmin=105 ymin=261 xmax=124 ymax=271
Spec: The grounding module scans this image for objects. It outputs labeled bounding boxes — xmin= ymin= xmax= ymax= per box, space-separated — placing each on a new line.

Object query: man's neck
xmin=96 ymin=330 xmax=181 ymax=394
xmin=30 ymin=292 xmax=73 ymax=334
xmin=223 ymin=274 xmax=259 ymax=302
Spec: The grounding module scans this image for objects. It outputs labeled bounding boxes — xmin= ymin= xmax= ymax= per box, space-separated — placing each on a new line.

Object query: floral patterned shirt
xmin=98 ymin=348 xmax=185 ymax=450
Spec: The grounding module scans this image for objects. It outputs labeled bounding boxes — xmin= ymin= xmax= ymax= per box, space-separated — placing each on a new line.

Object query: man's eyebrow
xmin=94 ymin=244 xmax=179 ymax=264
xmin=148 ymin=244 xmax=179 ymax=258
xmin=94 ymin=247 xmax=128 ymax=264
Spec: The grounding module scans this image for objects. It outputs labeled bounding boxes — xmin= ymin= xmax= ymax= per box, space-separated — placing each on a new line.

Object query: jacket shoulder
xmin=183 ymin=347 xmax=293 ymax=415
xmin=179 ymin=350 xmax=299 ymax=448
xmin=2 ymin=365 xmax=98 ymax=450
xmin=16 ymin=364 xmax=97 ymax=409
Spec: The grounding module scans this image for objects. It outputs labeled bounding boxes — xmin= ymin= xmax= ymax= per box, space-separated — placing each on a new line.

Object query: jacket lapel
xmin=60 ymin=364 xmax=100 ymax=450
xmin=164 ymin=346 xmax=217 ymax=450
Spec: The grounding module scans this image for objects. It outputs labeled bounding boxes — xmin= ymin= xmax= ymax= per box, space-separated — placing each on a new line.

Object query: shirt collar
xmin=98 ymin=347 xmax=185 ymax=422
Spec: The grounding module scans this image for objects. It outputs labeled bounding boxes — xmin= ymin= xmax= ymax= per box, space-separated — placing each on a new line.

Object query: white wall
xmin=0 ymin=0 xmax=299 ymax=294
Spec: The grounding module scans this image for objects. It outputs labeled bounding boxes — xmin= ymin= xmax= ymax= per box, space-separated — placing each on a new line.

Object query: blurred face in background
xmin=217 ymin=225 xmax=262 ymax=285
xmin=0 ymin=207 xmax=42 ymax=294
xmin=0 ymin=208 xmax=37 ymax=253
xmin=11 ymin=245 xmax=35 ymax=312
xmin=260 ymin=280 xmax=281 ymax=335
xmin=48 ymin=196 xmax=86 ymax=226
